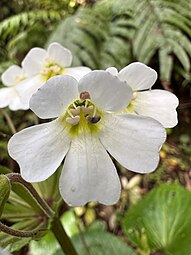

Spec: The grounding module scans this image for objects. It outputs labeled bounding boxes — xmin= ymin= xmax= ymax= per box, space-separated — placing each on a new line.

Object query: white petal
xmin=0 ymin=86 xmax=27 ymax=110
xmin=118 ymin=62 xmax=157 ymax=91
xmin=8 ymin=119 xmax=71 ymax=182
xmin=47 ymin=42 xmax=72 ymax=67
xmin=59 ymin=134 xmax=121 ymax=206
xmin=100 ymin=113 xmax=166 ymax=173
xmin=16 ymin=75 xmax=45 ymax=109
xmin=1 ymin=65 xmax=24 ymax=86
xmin=78 ymin=70 xmax=132 ymax=112
xmin=64 ymin=66 xmax=91 ymax=81
xmin=0 ymin=248 xmax=11 ymax=255
xmin=133 ymin=90 xmax=179 ymax=128
xmin=9 ymin=95 xmax=29 ymax=111
xmin=30 ymin=75 xmax=79 ymax=119
xmin=21 ymin=48 xmax=47 ymax=76
xmin=106 ymin=67 xmax=118 ymax=76
xmin=0 ymin=87 xmax=17 ymax=108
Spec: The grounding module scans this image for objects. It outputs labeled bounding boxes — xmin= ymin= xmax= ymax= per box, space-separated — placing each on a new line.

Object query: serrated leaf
xmin=123 ymin=184 xmax=191 ymax=255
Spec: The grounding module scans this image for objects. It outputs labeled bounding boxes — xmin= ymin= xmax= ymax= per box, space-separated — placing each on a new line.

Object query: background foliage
xmin=0 ymin=0 xmax=191 ymax=255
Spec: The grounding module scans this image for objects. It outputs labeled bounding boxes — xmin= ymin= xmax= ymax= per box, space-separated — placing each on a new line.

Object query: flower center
xmin=41 ymin=61 xmax=64 ymax=80
xmin=62 ymin=91 xmax=103 ymax=137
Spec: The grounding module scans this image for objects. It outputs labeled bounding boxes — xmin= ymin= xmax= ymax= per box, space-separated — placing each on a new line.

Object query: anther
xmin=70 ymin=107 xmax=81 ymax=116
xmin=81 ymin=105 xmax=93 ymax=114
xmin=86 ymin=115 xmax=101 ymax=124
xmin=80 ymin=91 xmax=90 ymax=100
xmin=66 ymin=116 xmax=80 ymax=125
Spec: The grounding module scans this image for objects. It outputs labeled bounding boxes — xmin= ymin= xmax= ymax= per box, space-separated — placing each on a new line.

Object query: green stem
xmin=73 ymin=210 xmax=90 ymax=255
xmin=51 ymin=217 xmax=78 ymax=255
xmin=6 ymin=174 xmax=78 ymax=254
xmin=7 ymin=173 xmax=54 ymax=218
xmin=0 ymin=221 xmax=44 ymax=238
xmin=1 ymin=109 xmax=16 ymax=134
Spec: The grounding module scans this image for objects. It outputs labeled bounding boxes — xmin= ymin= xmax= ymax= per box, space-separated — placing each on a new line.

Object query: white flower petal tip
xmin=47 ymin=42 xmax=73 ymax=67
xmin=64 ymin=66 xmax=92 ymax=81
xmin=8 ymin=120 xmax=71 ymax=182
xmin=106 ymin=67 xmax=118 ymax=76
xmin=29 ymin=75 xmax=79 ymax=119
xmin=59 ymin=135 xmax=121 ymax=206
xmin=1 ymin=65 xmax=25 ymax=86
xmin=79 ymin=70 xmax=133 ymax=112
xmin=21 ymin=47 xmax=47 ymax=76
xmin=0 ymin=87 xmax=28 ymax=111
xmin=133 ymin=90 xmax=179 ymax=128
xmin=119 ymin=62 xmax=157 ymax=91
xmin=100 ymin=114 xmax=166 ymax=174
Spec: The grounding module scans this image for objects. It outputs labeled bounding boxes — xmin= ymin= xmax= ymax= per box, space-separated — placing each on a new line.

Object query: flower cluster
xmin=3 ymin=43 xmax=179 ymax=206
xmin=0 ymin=43 xmax=91 ymax=110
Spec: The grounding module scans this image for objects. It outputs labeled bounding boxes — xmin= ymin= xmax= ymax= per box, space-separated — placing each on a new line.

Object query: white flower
xmin=8 ymin=71 xmax=166 ymax=206
xmin=16 ymin=42 xmax=91 ymax=108
xmin=107 ymin=62 xmax=179 ymax=128
xmin=0 ymin=248 xmax=11 ymax=255
xmin=0 ymin=65 xmax=28 ymax=110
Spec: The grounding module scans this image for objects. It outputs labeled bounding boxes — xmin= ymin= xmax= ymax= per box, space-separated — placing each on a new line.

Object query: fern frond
xmin=131 ymin=0 xmax=191 ymax=82
xmin=48 ymin=0 xmax=135 ymax=69
xmin=47 ymin=0 xmax=191 ymax=82
xmin=0 ymin=10 xmax=62 ymax=42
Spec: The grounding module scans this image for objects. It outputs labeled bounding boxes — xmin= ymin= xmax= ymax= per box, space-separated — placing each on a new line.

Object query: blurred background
xmin=0 ymin=1 xmax=191 ymax=255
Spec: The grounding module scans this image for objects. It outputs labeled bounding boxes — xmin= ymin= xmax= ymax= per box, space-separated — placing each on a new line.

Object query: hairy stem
xmin=0 ymin=221 xmax=43 ymax=238
xmin=6 ymin=173 xmax=78 ymax=254
xmin=6 ymin=173 xmax=54 ymax=218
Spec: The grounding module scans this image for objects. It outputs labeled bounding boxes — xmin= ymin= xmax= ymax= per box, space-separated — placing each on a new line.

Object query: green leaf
xmin=30 ymin=221 xmax=136 ymax=255
xmin=123 ymin=184 xmax=191 ymax=255
xmin=0 ymin=175 xmax=11 ymax=217
xmin=60 ymin=211 xmax=79 ymax=238
xmin=73 ymin=229 xmax=136 ymax=255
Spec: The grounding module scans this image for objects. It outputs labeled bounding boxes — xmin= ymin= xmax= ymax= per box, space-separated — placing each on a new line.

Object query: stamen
xmin=86 ymin=115 xmax=101 ymax=124
xmin=80 ymin=91 xmax=90 ymax=100
xmin=81 ymin=105 xmax=93 ymax=114
xmin=67 ymin=109 xmax=74 ymax=118
xmin=73 ymin=102 xmax=77 ymax=109
xmin=92 ymin=105 xmax=96 ymax=117
xmin=66 ymin=116 xmax=80 ymax=125
xmin=70 ymin=107 xmax=81 ymax=116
